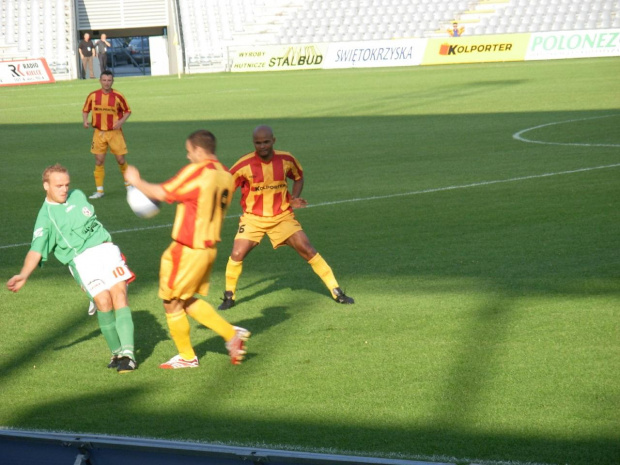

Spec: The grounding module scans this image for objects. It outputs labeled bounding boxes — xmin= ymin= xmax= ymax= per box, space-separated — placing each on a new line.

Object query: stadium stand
xmin=177 ymin=0 xmax=619 ymax=65
xmin=0 ymin=0 xmax=73 ymax=76
xmin=0 ymin=0 xmax=618 ymax=76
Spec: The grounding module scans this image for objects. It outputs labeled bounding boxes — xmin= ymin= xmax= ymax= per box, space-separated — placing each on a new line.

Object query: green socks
xmin=115 ymin=307 xmax=135 ymax=360
xmin=97 ymin=310 xmax=121 ymax=355
xmin=97 ymin=306 xmax=135 ymax=360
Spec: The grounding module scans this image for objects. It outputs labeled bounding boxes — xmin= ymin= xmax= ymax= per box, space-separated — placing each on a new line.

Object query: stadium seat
xmin=2 ymin=0 xmax=620 ymax=72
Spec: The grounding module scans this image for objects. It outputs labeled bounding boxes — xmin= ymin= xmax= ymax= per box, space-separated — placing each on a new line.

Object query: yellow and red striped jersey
xmin=82 ymin=89 xmax=131 ymax=131
xmin=230 ymin=150 xmax=303 ymax=217
xmin=162 ymin=159 xmax=234 ymax=249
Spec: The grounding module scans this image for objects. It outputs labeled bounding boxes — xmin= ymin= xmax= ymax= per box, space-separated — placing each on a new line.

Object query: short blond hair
xmin=42 ymin=164 xmax=69 ymax=183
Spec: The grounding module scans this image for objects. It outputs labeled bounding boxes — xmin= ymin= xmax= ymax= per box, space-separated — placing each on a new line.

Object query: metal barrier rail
xmin=0 ymin=429 xmax=452 ymax=465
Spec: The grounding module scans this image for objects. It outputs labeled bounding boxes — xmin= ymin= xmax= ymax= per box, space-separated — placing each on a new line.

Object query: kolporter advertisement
xmin=526 ymin=29 xmax=620 ymax=60
xmin=422 ymin=34 xmax=529 ymax=65
xmin=230 ymin=44 xmax=327 ymax=72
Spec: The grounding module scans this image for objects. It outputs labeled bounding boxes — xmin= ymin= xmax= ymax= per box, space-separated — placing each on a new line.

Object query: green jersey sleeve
xmin=30 ymin=208 xmax=53 ymax=264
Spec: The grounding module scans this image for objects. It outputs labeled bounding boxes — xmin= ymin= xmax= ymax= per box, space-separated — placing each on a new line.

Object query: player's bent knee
xmin=230 ymin=241 xmax=257 ymax=262
xmin=94 ymin=293 xmax=114 ymax=312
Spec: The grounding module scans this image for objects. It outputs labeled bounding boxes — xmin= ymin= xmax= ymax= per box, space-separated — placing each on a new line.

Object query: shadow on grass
xmin=51 ymin=310 xmax=168 ymax=366
xmin=231 ymin=274 xmax=338 ymax=308
xmin=1 ymin=109 xmax=619 ymax=465
xmin=193 ymin=305 xmax=291 ymax=362
xmin=5 ymin=389 xmax=618 ymax=464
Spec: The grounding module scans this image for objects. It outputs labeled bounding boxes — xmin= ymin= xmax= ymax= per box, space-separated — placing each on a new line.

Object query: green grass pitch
xmin=0 ymin=57 xmax=618 ymax=465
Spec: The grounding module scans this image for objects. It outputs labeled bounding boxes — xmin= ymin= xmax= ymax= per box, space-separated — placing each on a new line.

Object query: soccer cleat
xmin=218 ymin=291 xmax=235 ymax=310
xmin=333 ymin=287 xmax=354 ymax=304
xmin=88 ymin=301 xmax=97 ymax=316
xmin=117 ymin=356 xmax=137 ymax=373
xmin=89 ymin=191 xmax=105 ymax=199
xmin=107 ymin=355 xmax=121 ymax=369
xmin=225 ymin=326 xmax=251 ymax=365
xmin=159 ymin=354 xmax=199 ymax=369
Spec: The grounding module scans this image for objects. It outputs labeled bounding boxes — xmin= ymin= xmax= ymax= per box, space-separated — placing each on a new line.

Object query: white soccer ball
xmin=126 ymin=186 xmax=160 ymax=219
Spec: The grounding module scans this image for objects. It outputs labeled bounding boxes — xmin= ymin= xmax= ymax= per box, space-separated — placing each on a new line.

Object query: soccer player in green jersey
xmin=6 ymin=164 xmax=137 ymax=373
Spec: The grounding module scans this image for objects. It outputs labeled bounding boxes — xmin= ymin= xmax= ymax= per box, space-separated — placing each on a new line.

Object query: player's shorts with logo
xmin=159 ymin=241 xmax=217 ymax=301
xmin=91 ymin=128 xmax=128 ymax=156
xmin=70 ymin=242 xmax=134 ymax=299
xmin=235 ymin=210 xmax=303 ymax=249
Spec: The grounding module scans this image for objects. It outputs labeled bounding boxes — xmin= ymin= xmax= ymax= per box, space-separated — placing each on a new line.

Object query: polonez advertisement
xmin=526 ymin=29 xmax=620 ymax=60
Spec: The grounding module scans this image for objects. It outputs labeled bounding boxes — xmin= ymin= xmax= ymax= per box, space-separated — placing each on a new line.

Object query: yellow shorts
xmin=158 ymin=241 xmax=217 ymax=301
xmin=235 ymin=210 xmax=303 ymax=249
xmin=91 ymin=128 xmax=128 ymax=156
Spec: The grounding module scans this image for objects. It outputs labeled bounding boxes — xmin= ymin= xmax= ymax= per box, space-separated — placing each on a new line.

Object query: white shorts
xmin=71 ymin=242 xmax=132 ymax=299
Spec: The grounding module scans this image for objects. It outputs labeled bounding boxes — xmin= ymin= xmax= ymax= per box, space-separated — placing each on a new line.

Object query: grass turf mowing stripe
xmin=2 ymin=162 xmax=618 ymax=250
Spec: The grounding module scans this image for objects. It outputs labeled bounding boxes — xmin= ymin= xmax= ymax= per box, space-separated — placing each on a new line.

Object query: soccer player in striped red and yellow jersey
xmin=218 ymin=125 xmax=354 ymax=310
xmin=124 ymin=130 xmax=250 ymax=369
xmin=82 ymin=70 xmax=131 ymax=200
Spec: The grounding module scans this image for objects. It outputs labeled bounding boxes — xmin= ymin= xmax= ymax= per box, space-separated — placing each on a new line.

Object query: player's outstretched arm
xmin=6 ymin=250 xmax=42 ymax=293
xmin=6 ymin=275 xmax=27 ymax=293
xmin=125 ymin=165 xmax=167 ymax=202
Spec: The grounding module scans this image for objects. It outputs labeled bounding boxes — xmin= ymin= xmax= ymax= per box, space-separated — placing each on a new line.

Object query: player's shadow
xmin=53 ymin=309 xmax=168 ymax=366
xmin=231 ymin=274 xmax=335 ymax=308
xmin=192 ymin=305 xmax=291 ymax=362
xmin=132 ymin=309 xmax=169 ymax=364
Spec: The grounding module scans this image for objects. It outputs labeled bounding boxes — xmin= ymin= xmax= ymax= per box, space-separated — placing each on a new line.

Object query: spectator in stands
xmin=448 ymin=22 xmax=465 ymax=37
xmin=95 ymin=33 xmax=111 ymax=73
xmin=78 ymin=32 xmax=95 ymax=79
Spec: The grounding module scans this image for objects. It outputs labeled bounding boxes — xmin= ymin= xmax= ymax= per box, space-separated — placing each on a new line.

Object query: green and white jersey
xmin=30 ymin=189 xmax=112 ymax=266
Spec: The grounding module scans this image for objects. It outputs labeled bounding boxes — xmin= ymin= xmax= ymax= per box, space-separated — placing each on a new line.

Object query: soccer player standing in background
xmin=82 ymin=70 xmax=131 ymax=199
xmin=6 ymin=164 xmax=138 ymax=373
xmin=217 ymin=125 xmax=354 ymax=310
xmin=124 ymin=130 xmax=250 ymax=369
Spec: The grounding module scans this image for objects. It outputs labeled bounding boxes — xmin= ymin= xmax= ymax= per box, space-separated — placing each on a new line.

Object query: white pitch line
xmin=513 ymin=114 xmax=620 ymax=147
xmin=304 ymin=163 xmax=620 ymax=208
xmin=3 ymin=163 xmax=619 ymax=250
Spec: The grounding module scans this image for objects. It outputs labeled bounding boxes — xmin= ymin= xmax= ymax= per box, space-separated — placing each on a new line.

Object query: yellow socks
xmin=119 ymin=162 xmax=129 ymax=187
xmin=94 ymin=165 xmax=105 ymax=192
xmin=187 ymin=299 xmax=236 ymax=341
xmin=93 ymin=163 xmax=129 ymax=190
xmin=224 ymin=257 xmax=243 ymax=299
xmin=166 ymin=299 xmax=238 ymax=360
xmin=165 ymin=310 xmax=196 ymax=360
xmin=308 ymin=253 xmax=340 ymax=298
